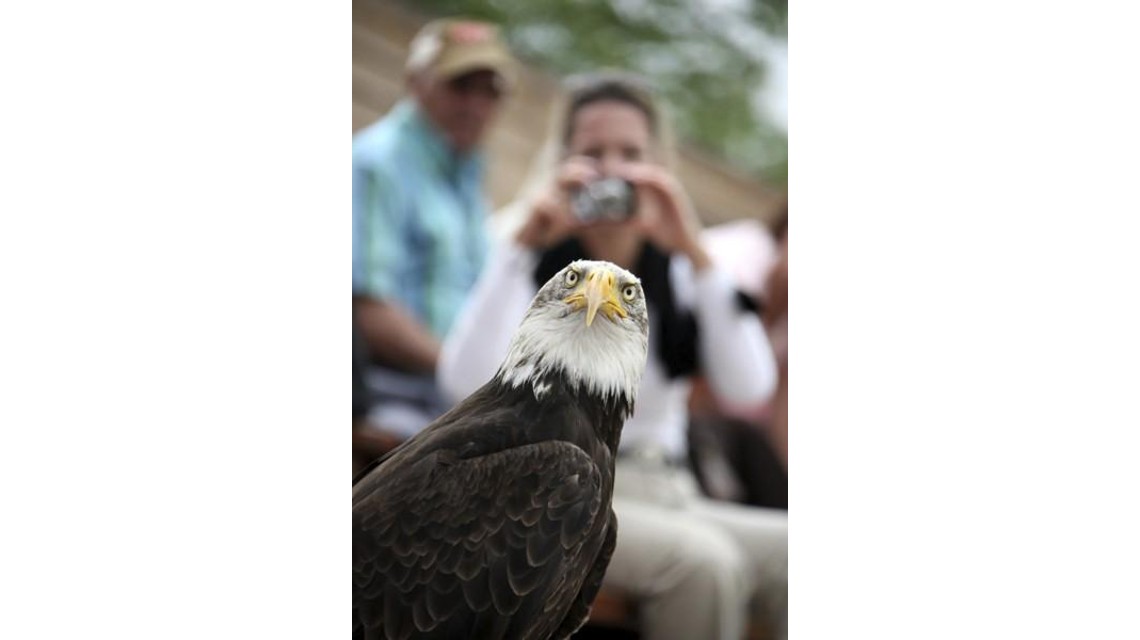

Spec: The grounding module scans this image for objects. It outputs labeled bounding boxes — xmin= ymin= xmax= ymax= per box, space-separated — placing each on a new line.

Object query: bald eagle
xmin=353 ymin=260 xmax=649 ymax=640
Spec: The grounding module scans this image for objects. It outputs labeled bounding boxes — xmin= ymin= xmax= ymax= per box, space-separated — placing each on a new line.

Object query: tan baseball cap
xmin=406 ymin=18 xmax=516 ymax=86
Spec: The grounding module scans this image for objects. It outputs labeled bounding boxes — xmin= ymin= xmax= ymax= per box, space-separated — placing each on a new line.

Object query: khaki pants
xmin=602 ymin=456 xmax=788 ymax=640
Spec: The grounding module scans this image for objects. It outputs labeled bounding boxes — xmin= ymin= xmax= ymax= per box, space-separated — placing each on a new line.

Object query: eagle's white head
xmin=496 ymin=260 xmax=649 ymax=405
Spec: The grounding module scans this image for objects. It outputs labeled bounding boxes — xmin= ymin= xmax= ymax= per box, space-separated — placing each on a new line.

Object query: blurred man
xmin=352 ymin=18 xmax=516 ymax=444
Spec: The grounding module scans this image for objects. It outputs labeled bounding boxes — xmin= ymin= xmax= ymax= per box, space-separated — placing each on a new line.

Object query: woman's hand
xmin=619 ymin=164 xmax=712 ymax=270
xmin=514 ymin=156 xmax=598 ymax=249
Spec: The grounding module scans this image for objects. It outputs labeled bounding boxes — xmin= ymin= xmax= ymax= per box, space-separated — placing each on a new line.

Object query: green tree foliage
xmin=398 ymin=0 xmax=788 ymax=187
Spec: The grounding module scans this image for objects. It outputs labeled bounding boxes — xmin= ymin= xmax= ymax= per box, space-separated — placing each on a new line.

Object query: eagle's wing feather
xmin=550 ymin=509 xmax=617 ymax=640
xmin=353 ymin=439 xmax=607 ymax=640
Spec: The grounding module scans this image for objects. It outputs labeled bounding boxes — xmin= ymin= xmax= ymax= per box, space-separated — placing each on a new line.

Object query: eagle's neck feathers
xmin=495 ymin=302 xmax=647 ymax=414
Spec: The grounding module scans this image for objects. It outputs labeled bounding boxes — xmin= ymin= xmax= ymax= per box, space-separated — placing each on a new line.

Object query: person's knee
xmin=658 ymin=524 xmax=751 ymax=600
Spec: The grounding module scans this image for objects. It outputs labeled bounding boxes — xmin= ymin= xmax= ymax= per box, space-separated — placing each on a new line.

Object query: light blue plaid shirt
xmin=352 ymin=100 xmax=490 ymax=339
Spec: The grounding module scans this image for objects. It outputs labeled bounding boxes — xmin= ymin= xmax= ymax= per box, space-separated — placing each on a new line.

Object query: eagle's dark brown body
xmin=352 ymin=370 xmax=631 ymax=640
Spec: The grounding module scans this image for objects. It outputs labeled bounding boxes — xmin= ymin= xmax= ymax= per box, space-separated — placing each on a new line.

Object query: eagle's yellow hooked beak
xmin=564 ymin=269 xmax=628 ymax=327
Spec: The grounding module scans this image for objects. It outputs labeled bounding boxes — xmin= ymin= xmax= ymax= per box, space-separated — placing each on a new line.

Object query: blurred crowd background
xmin=353 ymin=1 xmax=789 ymax=638
xmin=352 ymin=0 xmax=787 ymax=222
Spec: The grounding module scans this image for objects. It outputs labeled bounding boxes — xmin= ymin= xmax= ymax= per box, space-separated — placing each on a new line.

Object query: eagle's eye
xmin=622 ymin=284 xmax=638 ymax=302
xmin=565 ymin=269 xmax=580 ymax=287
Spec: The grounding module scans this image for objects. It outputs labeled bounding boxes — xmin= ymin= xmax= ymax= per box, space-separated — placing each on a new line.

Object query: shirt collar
xmin=401 ymin=100 xmax=485 ymax=182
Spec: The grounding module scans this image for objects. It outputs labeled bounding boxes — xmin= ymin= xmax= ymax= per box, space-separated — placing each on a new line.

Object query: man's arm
xmin=353 ymin=296 xmax=441 ymax=375
xmin=353 ymin=152 xmax=441 ymax=375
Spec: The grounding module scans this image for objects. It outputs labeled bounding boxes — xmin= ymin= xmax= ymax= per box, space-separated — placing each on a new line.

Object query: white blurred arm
xmin=688 ymin=263 xmax=779 ymax=407
xmin=438 ymin=241 xmax=539 ymax=404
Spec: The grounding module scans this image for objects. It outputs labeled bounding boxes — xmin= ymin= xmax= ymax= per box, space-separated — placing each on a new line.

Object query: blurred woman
xmin=439 ymin=71 xmax=787 ymax=640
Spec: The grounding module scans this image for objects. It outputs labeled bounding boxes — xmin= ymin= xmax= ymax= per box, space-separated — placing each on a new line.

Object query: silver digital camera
xmin=570 ymin=178 xmax=637 ymax=224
